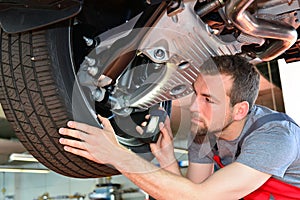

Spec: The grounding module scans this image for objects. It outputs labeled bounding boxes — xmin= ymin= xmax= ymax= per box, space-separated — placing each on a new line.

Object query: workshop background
xmin=0 ymin=59 xmax=299 ymax=200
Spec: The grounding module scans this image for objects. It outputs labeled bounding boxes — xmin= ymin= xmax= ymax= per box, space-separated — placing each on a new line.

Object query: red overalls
xmin=212 ymin=113 xmax=300 ymax=199
xmin=213 ymin=154 xmax=300 ymax=200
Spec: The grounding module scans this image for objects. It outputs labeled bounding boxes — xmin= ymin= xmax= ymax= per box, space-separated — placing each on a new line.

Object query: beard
xmin=190 ymin=120 xmax=208 ymax=136
xmin=192 ymin=125 xmax=209 ymax=144
xmin=190 ymin=112 xmax=209 ymax=144
xmin=190 ymin=111 xmax=234 ymax=144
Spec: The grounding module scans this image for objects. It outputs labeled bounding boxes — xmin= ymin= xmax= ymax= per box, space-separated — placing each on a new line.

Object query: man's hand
xmin=58 ymin=115 xmax=128 ymax=165
xmin=150 ymin=116 xmax=176 ymax=167
xmin=137 ymin=110 xmax=179 ymax=174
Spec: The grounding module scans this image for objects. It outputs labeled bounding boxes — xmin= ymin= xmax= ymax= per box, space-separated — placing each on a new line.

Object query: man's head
xmin=199 ymin=55 xmax=260 ymax=109
xmin=190 ymin=55 xmax=260 ymax=139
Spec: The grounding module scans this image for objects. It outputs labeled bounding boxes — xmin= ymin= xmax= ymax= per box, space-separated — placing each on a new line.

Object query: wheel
xmin=0 ymin=2 xmax=170 ymax=178
xmin=0 ymin=23 xmax=122 ymax=178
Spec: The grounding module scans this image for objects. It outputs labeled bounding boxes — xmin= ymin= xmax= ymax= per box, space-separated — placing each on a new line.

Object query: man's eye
xmin=205 ymin=97 xmax=214 ymax=103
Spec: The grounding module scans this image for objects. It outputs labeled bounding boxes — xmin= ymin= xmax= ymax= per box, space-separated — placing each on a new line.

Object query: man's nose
xmin=189 ymin=98 xmax=199 ymax=113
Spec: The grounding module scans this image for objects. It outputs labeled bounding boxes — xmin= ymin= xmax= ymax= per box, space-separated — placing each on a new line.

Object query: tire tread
xmin=0 ymin=29 xmax=119 ymax=177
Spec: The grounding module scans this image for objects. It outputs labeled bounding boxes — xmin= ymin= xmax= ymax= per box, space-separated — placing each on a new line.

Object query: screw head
xmin=154 ymin=49 xmax=165 ymax=60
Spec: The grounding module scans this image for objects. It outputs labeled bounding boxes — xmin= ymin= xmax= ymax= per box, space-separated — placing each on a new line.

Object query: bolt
xmin=83 ymin=36 xmax=94 ymax=46
xmin=85 ymin=56 xmax=96 ymax=66
xmin=154 ymin=49 xmax=165 ymax=60
xmin=87 ymin=66 xmax=98 ymax=76
xmin=153 ymin=63 xmax=162 ymax=70
xmin=92 ymin=88 xmax=104 ymax=102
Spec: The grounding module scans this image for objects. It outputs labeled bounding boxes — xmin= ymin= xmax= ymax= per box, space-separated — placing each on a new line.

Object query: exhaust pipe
xmin=225 ymin=0 xmax=297 ymax=62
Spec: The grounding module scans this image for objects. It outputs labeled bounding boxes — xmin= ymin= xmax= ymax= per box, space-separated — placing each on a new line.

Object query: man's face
xmin=189 ymin=74 xmax=234 ymax=138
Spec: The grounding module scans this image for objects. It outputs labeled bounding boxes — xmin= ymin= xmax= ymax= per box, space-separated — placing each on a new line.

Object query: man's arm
xmin=58 ymin=117 xmax=271 ymax=200
xmin=117 ymin=152 xmax=271 ymax=200
xmin=147 ymin=115 xmax=181 ymax=175
xmin=148 ymin=116 xmax=214 ymax=180
xmin=186 ymin=162 xmax=214 ymax=183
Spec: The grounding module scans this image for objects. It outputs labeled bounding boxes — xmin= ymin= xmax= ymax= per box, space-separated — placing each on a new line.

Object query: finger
xmin=97 ymin=114 xmax=114 ymax=132
xmin=145 ymin=114 xmax=150 ymax=120
xmin=59 ymin=127 xmax=86 ymax=141
xmin=59 ymin=137 xmax=86 ymax=150
xmin=66 ymin=121 xmax=99 ymax=135
xmin=155 ymin=107 xmax=171 ymax=130
xmin=150 ymin=138 xmax=161 ymax=151
xmin=159 ymin=122 xmax=173 ymax=141
xmin=136 ymin=126 xmax=144 ymax=135
xmin=63 ymin=146 xmax=97 ymax=163
xmin=164 ymin=115 xmax=171 ymax=128
xmin=141 ymin=121 xmax=148 ymax=127
xmin=150 ymin=142 xmax=158 ymax=153
xmin=150 ymin=134 xmax=163 ymax=154
xmin=154 ymin=131 xmax=163 ymax=145
xmin=161 ymin=116 xmax=173 ymax=139
xmin=158 ymin=106 xmax=165 ymax=111
xmin=150 ymin=130 xmax=164 ymax=154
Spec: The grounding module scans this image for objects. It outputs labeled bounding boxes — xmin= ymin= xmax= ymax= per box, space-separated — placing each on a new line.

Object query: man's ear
xmin=233 ymin=101 xmax=249 ymax=121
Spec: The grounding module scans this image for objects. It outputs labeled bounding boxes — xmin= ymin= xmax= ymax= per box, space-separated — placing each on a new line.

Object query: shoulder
xmin=242 ymin=109 xmax=298 ymax=150
xmin=243 ymin=122 xmax=296 ymax=147
xmin=243 ymin=105 xmax=299 ymax=136
xmin=237 ymin=115 xmax=299 ymax=177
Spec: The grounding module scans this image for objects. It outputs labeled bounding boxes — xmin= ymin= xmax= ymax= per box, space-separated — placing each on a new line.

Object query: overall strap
xmin=235 ymin=112 xmax=299 ymax=158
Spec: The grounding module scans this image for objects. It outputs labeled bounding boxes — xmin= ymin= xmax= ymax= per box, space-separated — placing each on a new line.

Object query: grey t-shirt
xmin=188 ymin=105 xmax=300 ymax=187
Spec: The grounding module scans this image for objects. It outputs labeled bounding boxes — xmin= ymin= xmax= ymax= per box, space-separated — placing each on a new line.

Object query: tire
xmin=0 ymin=0 xmax=171 ymax=177
xmin=0 ymin=23 xmax=120 ymax=178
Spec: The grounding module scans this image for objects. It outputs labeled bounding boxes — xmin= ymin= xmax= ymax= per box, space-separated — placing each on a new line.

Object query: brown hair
xmin=199 ymin=55 xmax=260 ymax=109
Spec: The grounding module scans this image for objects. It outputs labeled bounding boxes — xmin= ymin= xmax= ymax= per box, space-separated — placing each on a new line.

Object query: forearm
xmin=159 ymin=159 xmax=181 ymax=176
xmin=112 ymin=148 xmax=199 ymax=200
